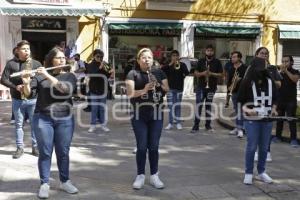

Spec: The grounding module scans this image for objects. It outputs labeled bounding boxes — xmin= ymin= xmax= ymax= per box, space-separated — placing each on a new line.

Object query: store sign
xmin=109 ymin=29 xmax=181 ymax=37
xmin=13 ymin=0 xmax=72 ymax=5
xmin=22 ymin=18 xmax=66 ymax=30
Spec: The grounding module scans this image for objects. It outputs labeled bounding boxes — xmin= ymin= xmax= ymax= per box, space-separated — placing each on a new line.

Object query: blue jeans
xmin=231 ymin=93 xmax=244 ymax=130
xmin=12 ymin=98 xmax=37 ymax=148
xmin=90 ymin=93 xmax=107 ymax=125
xmin=131 ymin=107 xmax=163 ymax=175
xmin=194 ymin=87 xmax=215 ymax=128
xmin=33 ymin=113 xmax=74 ymax=184
xmin=244 ymin=121 xmax=273 ymax=174
xmin=167 ymin=89 xmax=183 ymax=124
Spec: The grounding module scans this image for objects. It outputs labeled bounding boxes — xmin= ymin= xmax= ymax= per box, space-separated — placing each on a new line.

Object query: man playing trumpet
xmin=226 ymin=51 xmax=248 ymax=138
xmin=1 ymin=40 xmax=42 ymax=159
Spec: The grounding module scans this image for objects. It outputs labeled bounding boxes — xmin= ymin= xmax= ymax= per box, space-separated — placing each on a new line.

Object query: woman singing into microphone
xmin=22 ymin=47 xmax=78 ymax=199
xmin=237 ymin=57 xmax=278 ymax=185
xmin=126 ymin=48 xmax=169 ymax=189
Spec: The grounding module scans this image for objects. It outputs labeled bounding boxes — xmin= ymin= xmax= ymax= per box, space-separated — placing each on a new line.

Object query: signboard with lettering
xmin=109 ymin=29 xmax=181 ymax=37
xmin=22 ymin=18 xmax=66 ymax=30
xmin=13 ymin=0 xmax=72 ymax=6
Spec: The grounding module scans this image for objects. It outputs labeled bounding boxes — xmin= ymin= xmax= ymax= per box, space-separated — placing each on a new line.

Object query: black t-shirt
xmin=30 ymin=72 xmax=77 ymax=117
xmin=194 ymin=58 xmax=223 ymax=91
xmin=126 ymin=68 xmax=167 ymax=106
xmin=86 ymin=60 xmax=111 ymax=95
xmin=279 ymin=67 xmax=300 ymax=102
xmin=227 ymin=63 xmax=248 ymax=94
xmin=161 ymin=62 xmax=189 ymax=91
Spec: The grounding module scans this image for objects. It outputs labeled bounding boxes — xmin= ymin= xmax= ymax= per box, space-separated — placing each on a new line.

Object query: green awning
xmin=108 ymin=23 xmax=183 ymax=36
xmin=278 ymin=24 xmax=300 ymax=39
xmin=195 ymin=23 xmax=261 ymax=38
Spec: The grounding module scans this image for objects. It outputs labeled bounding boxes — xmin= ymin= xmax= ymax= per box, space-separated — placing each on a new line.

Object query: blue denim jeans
xmin=131 ymin=107 xmax=163 ymax=175
xmin=12 ymin=98 xmax=37 ymax=148
xmin=90 ymin=93 xmax=107 ymax=125
xmin=167 ymin=89 xmax=183 ymax=124
xmin=194 ymin=87 xmax=215 ymax=128
xmin=231 ymin=93 xmax=244 ymax=130
xmin=33 ymin=113 xmax=74 ymax=184
xmin=244 ymin=121 xmax=273 ymax=174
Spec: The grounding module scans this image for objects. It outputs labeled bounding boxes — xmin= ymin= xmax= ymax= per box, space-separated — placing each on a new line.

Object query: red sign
xmin=13 ymin=0 xmax=72 ymax=6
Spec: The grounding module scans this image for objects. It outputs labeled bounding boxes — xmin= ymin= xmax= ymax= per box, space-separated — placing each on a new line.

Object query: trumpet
xmin=100 ymin=61 xmax=112 ymax=72
xmin=174 ymin=60 xmax=180 ymax=70
xmin=225 ymin=68 xmax=239 ymax=107
xmin=10 ymin=64 xmax=71 ymax=78
xmin=205 ymin=61 xmax=210 ymax=89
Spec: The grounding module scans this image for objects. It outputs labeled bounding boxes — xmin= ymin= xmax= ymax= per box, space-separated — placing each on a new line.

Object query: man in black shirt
xmin=227 ymin=51 xmax=248 ymax=138
xmin=274 ymin=55 xmax=300 ymax=147
xmin=86 ymin=49 xmax=114 ymax=133
xmin=161 ymin=50 xmax=189 ymax=130
xmin=191 ymin=45 xmax=223 ymax=133
xmin=1 ymin=40 xmax=42 ymax=158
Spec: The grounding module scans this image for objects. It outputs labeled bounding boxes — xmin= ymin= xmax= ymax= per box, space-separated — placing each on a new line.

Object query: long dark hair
xmin=44 ymin=47 xmax=70 ymax=73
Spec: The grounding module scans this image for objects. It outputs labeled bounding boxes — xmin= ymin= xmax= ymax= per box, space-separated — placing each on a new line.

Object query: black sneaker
xmin=190 ymin=125 xmax=199 ymax=133
xmin=32 ymin=146 xmax=39 ymax=157
xmin=12 ymin=147 xmax=24 ymax=159
xmin=83 ymin=106 xmax=91 ymax=112
xmin=205 ymin=126 xmax=215 ymax=133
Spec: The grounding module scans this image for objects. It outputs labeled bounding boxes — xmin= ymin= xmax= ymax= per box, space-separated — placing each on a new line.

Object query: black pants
xmin=276 ymin=101 xmax=297 ymax=140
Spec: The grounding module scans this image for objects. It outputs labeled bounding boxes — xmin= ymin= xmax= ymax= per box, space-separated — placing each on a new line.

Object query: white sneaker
xmin=88 ymin=125 xmax=96 ymax=133
xmin=100 ymin=125 xmax=110 ymax=132
xmin=132 ymin=174 xmax=145 ymax=189
xmin=60 ymin=180 xmax=78 ymax=194
xmin=243 ymin=174 xmax=253 ymax=185
xmin=132 ymin=147 xmax=137 ymax=154
xmin=10 ymin=120 xmax=15 ymax=125
xmin=257 ymin=172 xmax=273 ymax=183
xmin=254 ymin=151 xmax=258 ymax=162
xmin=38 ymin=183 xmax=50 ymax=199
xmin=237 ymin=130 xmax=243 ymax=138
xmin=165 ymin=123 xmax=173 ymax=130
xmin=149 ymin=173 xmax=164 ymax=189
xmin=229 ymin=128 xmax=237 ymax=135
xmin=266 ymin=152 xmax=272 ymax=162
xmin=176 ymin=123 xmax=183 ymax=130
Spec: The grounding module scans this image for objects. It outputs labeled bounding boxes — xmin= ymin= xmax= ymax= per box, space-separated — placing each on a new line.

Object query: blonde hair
xmin=137 ymin=48 xmax=153 ymax=60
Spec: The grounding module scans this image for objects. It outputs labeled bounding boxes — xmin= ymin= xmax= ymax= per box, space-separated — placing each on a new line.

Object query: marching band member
xmin=237 ymin=57 xmax=278 ymax=185
xmin=274 ymin=55 xmax=300 ymax=147
xmin=191 ymin=45 xmax=223 ymax=133
xmin=22 ymin=47 xmax=78 ymax=198
xmin=162 ymin=50 xmax=189 ymax=130
xmin=126 ymin=48 xmax=169 ymax=189
xmin=226 ymin=51 xmax=248 ymax=138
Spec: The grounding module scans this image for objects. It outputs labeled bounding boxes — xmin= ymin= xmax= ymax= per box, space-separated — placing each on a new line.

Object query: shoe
xmin=257 ymin=172 xmax=273 ymax=183
xmin=60 ymin=180 xmax=78 ymax=194
xmin=290 ymin=140 xmax=299 ymax=148
xmin=271 ymin=136 xmax=280 ymax=143
xmin=25 ymin=119 xmax=30 ymax=123
xmin=32 ymin=146 xmax=39 ymax=157
xmin=254 ymin=151 xmax=258 ymax=162
xmin=266 ymin=152 xmax=272 ymax=162
xmin=88 ymin=125 xmax=96 ymax=133
xmin=190 ymin=125 xmax=199 ymax=133
xmin=205 ymin=126 xmax=215 ymax=133
xmin=243 ymin=174 xmax=253 ymax=185
xmin=12 ymin=147 xmax=24 ymax=159
xmin=10 ymin=120 xmax=15 ymax=125
xmin=83 ymin=106 xmax=91 ymax=112
xmin=132 ymin=174 xmax=145 ymax=189
xmin=229 ymin=128 xmax=237 ymax=135
xmin=100 ymin=125 xmax=110 ymax=132
xmin=150 ymin=173 xmax=164 ymax=189
xmin=38 ymin=183 xmax=50 ymax=199
xmin=176 ymin=123 xmax=183 ymax=130
xmin=165 ymin=123 xmax=173 ymax=130
xmin=237 ymin=130 xmax=243 ymax=138
xmin=132 ymin=147 xmax=137 ymax=154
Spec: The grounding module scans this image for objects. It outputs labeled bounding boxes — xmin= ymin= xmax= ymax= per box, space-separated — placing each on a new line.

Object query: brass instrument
xmin=225 ymin=68 xmax=239 ymax=107
xmin=101 ymin=61 xmax=112 ymax=72
xmin=175 ymin=60 xmax=180 ymax=70
xmin=147 ymin=69 xmax=160 ymax=104
xmin=205 ymin=61 xmax=210 ymax=89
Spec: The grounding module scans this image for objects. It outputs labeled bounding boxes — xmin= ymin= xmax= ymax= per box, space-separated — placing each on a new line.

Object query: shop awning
xmin=108 ymin=22 xmax=183 ymax=36
xmin=278 ymin=24 xmax=300 ymax=39
xmin=0 ymin=1 xmax=111 ymax=17
xmin=195 ymin=23 xmax=261 ymax=38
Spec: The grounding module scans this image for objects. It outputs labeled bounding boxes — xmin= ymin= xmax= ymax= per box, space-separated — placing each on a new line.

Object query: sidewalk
xmin=0 ymin=98 xmax=300 ymax=200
